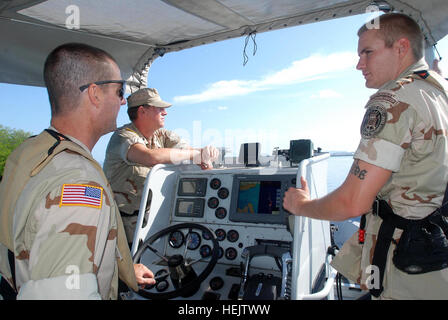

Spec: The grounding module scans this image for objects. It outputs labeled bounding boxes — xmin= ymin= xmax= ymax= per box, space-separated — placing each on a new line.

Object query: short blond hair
xmin=358 ymin=13 xmax=424 ymax=61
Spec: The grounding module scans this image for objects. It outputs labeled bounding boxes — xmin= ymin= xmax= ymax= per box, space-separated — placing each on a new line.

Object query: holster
xmin=392 ymin=210 xmax=448 ymax=274
xmin=369 ymin=198 xmax=448 ymax=298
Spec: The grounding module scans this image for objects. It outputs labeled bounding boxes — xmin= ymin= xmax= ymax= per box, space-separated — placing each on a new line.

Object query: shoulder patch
xmin=360 ymin=105 xmax=387 ymax=139
xmin=60 ymin=184 xmax=103 ymax=209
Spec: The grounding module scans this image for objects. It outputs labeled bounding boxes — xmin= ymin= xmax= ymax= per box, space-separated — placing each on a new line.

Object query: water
xmin=327 ymin=156 xmax=353 ymax=192
xmin=327 ymin=155 xmax=359 ymax=248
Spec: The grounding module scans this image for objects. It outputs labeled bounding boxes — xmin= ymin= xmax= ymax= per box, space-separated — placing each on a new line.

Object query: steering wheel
xmin=132 ymin=223 xmax=220 ymax=299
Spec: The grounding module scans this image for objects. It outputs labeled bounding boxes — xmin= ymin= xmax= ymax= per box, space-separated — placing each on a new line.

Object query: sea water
xmin=327 ymin=155 xmax=353 ymax=192
xmin=327 ymin=155 xmax=360 ymax=248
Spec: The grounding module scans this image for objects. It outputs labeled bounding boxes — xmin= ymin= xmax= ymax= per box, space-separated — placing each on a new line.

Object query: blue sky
xmin=1 ymin=13 xmax=447 ymax=164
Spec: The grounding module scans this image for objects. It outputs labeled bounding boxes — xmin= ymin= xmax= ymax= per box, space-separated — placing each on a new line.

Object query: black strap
xmin=120 ymin=210 xmax=139 ymax=217
xmin=7 ymin=249 xmax=15 ymax=288
xmin=370 ymin=200 xmax=399 ymax=297
xmin=44 ymin=129 xmax=71 ymax=156
xmin=0 ymin=250 xmax=17 ymax=299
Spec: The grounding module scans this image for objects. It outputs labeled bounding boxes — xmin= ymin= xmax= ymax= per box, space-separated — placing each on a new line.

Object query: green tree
xmin=0 ymin=125 xmax=32 ymax=177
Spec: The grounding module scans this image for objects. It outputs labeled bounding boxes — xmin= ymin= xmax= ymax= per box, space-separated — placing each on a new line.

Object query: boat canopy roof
xmin=1 ymin=0 xmax=447 ymax=91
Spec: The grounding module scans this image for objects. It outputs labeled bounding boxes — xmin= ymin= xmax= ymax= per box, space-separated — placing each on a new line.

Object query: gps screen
xmin=236 ymin=181 xmax=281 ymax=215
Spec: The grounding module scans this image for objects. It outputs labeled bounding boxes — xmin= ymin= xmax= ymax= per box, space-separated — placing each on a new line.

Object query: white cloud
xmin=173 ymin=51 xmax=357 ymax=104
xmin=217 ymin=106 xmax=228 ymax=110
xmin=311 ymin=89 xmax=343 ymax=99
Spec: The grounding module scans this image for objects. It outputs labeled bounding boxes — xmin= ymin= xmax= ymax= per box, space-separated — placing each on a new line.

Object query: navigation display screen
xmin=181 ymin=181 xmax=196 ymax=194
xmin=237 ymin=181 xmax=281 ymax=215
xmin=177 ymin=178 xmax=207 ymax=196
xmin=178 ymin=200 xmax=195 ymax=214
xmin=229 ymin=174 xmax=295 ymax=225
xmin=175 ymin=198 xmax=205 ymax=218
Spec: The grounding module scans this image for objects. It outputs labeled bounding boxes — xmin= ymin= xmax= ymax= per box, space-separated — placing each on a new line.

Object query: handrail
xmin=131 ymin=164 xmax=169 ymax=256
xmin=300 ymin=266 xmax=337 ymax=300
xmin=290 ymin=153 xmax=330 ymax=300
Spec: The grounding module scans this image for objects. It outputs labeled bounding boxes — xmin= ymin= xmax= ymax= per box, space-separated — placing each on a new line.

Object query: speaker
xmin=238 ymin=143 xmax=260 ymax=167
xmin=289 ymin=139 xmax=313 ymax=165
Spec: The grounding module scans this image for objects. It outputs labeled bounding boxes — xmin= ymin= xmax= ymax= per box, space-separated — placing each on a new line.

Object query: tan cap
xmin=127 ymin=88 xmax=172 ymax=108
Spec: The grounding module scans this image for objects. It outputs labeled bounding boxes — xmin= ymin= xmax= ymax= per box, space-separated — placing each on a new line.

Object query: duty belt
xmin=362 ymin=194 xmax=448 ymax=298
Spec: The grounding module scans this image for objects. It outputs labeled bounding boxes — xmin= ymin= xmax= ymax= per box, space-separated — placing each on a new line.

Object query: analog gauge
xmin=186 ymin=231 xmax=201 ymax=250
xmin=208 ymin=197 xmax=219 ymax=209
xmin=210 ymin=178 xmax=221 ymax=190
xmin=217 ymin=247 xmax=224 ymax=259
xmin=155 ymin=269 xmax=169 ymax=282
xmin=225 ymin=247 xmax=237 ymax=260
xmin=209 ymin=276 xmax=224 ymax=291
xmin=215 ymin=207 xmax=227 ymax=219
xmin=202 ymin=229 xmax=213 ymax=241
xmin=226 ymin=229 xmax=239 ymax=243
xmin=217 ymin=187 xmax=229 ymax=199
xmin=168 ymin=230 xmax=184 ymax=248
xmin=215 ymin=228 xmax=226 ymax=241
xmin=156 ymin=280 xmax=169 ymax=292
xmin=199 ymin=244 xmax=212 ymax=258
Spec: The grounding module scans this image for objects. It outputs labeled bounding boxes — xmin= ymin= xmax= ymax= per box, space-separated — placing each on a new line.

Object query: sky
xmin=1 ymin=13 xmax=448 ymax=164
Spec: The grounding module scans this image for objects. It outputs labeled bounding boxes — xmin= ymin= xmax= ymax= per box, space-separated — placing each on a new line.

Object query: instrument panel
xmin=170 ymin=172 xmax=295 ymax=266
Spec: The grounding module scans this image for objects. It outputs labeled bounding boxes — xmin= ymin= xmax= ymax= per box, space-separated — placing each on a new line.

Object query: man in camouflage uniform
xmin=283 ymin=13 xmax=448 ymax=299
xmin=104 ymin=88 xmax=219 ymax=245
xmin=0 ymin=43 xmax=155 ymax=299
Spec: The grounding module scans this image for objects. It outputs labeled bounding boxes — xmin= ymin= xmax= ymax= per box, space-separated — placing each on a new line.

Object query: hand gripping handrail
xmin=290 ymin=153 xmax=332 ymax=300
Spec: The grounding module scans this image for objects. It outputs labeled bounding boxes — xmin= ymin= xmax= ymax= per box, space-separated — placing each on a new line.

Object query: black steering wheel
xmin=132 ymin=223 xmax=220 ymax=299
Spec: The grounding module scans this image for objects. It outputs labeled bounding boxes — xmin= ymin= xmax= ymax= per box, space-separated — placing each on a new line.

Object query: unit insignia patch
xmin=360 ymin=105 xmax=387 ymax=139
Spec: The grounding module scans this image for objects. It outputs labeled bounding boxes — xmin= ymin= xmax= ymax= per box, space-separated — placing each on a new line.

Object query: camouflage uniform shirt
xmin=5 ymin=129 xmax=122 ymax=299
xmin=332 ymin=59 xmax=448 ymax=299
xmin=104 ymin=123 xmax=189 ymax=215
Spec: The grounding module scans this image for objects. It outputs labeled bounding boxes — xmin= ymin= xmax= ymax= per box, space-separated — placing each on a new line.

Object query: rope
xmin=243 ymin=30 xmax=257 ymax=66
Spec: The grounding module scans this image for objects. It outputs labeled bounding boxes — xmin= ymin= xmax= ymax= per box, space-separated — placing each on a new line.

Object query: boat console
xmin=124 ymin=147 xmax=336 ymax=300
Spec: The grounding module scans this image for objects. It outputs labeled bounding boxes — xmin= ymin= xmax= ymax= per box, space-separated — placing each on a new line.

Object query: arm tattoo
xmin=350 ymin=160 xmax=367 ymax=180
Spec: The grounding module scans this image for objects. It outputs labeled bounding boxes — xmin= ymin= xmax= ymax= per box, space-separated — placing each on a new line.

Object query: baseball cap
xmin=127 ymin=88 xmax=172 ymax=108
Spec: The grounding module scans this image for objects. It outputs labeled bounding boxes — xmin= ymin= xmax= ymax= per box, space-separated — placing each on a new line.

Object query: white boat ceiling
xmin=1 ymin=0 xmax=447 ymax=91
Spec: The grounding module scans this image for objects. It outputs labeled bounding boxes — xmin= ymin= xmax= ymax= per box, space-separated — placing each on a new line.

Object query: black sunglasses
xmin=79 ymin=80 xmax=126 ymax=98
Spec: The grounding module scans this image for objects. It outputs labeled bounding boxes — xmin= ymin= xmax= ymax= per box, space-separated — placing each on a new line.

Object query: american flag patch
xmin=60 ymin=184 xmax=103 ymax=209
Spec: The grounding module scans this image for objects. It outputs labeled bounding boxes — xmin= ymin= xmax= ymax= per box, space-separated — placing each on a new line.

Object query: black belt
xmin=369 ymin=199 xmax=412 ymax=297
xmin=367 ymin=195 xmax=448 ymax=298
xmin=120 ymin=210 xmax=139 ymax=217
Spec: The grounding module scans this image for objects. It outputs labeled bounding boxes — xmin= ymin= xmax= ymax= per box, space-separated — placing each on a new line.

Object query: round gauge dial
xmin=155 ymin=269 xmax=169 ymax=282
xmin=208 ymin=197 xmax=219 ymax=209
xmin=217 ymin=247 xmax=224 ymax=259
xmin=217 ymin=187 xmax=229 ymax=199
xmin=156 ymin=280 xmax=169 ymax=292
xmin=186 ymin=231 xmax=201 ymax=250
xmin=210 ymin=178 xmax=221 ymax=190
xmin=226 ymin=229 xmax=239 ymax=243
xmin=199 ymin=244 xmax=212 ymax=258
xmin=202 ymin=229 xmax=213 ymax=241
xmin=168 ymin=230 xmax=184 ymax=248
xmin=225 ymin=247 xmax=237 ymax=260
xmin=215 ymin=228 xmax=226 ymax=241
xmin=215 ymin=207 xmax=227 ymax=219
xmin=209 ymin=276 xmax=224 ymax=291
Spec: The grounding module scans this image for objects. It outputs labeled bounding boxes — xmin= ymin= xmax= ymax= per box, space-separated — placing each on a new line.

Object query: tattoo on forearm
xmin=350 ymin=160 xmax=367 ymax=180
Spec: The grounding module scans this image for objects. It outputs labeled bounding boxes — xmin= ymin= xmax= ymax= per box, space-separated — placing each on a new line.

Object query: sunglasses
xmin=79 ymin=80 xmax=126 ymax=98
